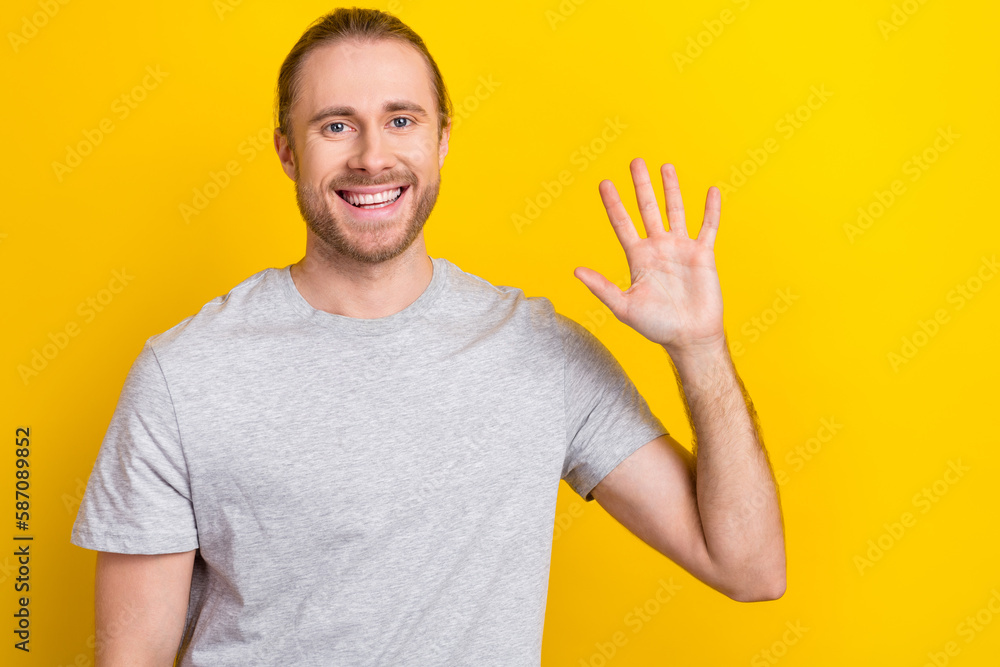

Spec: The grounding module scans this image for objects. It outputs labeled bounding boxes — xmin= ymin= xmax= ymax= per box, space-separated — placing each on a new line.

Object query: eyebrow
xmin=308 ymin=100 xmax=430 ymax=125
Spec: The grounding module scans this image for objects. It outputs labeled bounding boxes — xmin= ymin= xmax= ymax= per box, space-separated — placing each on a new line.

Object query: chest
xmin=174 ymin=338 xmax=565 ymax=538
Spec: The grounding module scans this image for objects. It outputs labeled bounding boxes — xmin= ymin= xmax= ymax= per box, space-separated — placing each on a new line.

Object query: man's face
xmin=277 ymin=38 xmax=450 ymax=265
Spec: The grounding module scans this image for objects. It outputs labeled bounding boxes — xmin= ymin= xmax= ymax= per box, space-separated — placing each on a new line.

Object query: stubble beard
xmin=295 ymin=168 xmax=441 ymax=266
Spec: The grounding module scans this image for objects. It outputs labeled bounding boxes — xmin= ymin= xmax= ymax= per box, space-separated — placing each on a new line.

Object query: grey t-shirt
xmin=70 ymin=256 xmax=668 ymax=666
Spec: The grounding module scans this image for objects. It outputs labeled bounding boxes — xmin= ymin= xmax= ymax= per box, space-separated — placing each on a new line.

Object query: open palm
xmin=574 ymin=159 xmax=725 ymax=355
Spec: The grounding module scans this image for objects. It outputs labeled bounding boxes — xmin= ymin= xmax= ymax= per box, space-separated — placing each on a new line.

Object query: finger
xmin=698 ymin=186 xmax=721 ymax=248
xmin=573 ymin=266 xmax=628 ymax=317
xmin=659 ymin=163 xmax=688 ymax=237
xmin=629 ymin=157 xmax=665 ymax=237
xmin=598 ymin=179 xmax=641 ymax=255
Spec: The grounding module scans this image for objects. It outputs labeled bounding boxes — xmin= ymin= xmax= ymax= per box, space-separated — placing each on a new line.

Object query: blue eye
xmin=326 ymin=119 xmax=410 ymax=133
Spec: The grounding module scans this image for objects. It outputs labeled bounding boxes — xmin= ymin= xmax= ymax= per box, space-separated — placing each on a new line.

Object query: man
xmin=70 ymin=7 xmax=785 ymax=666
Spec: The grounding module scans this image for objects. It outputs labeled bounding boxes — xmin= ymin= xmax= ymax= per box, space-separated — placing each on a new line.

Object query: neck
xmin=289 ymin=236 xmax=434 ymax=320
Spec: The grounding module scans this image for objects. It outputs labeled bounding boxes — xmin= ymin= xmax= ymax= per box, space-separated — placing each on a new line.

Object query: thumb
xmin=574 ymin=266 xmax=627 ymax=317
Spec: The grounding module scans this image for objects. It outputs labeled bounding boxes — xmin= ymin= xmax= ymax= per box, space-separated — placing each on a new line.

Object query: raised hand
xmin=573 ymin=158 xmax=726 ymax=356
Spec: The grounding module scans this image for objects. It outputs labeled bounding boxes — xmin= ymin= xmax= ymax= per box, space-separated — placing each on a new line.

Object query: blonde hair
xmin=274 ymin=7 xmax=453 ymax=151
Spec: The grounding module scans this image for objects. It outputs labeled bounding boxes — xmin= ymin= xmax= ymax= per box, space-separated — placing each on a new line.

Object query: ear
xmin=274 ymin=128 xmax=297 ymax=181
xmin=438 ymin=120 xmax=451 ymax=169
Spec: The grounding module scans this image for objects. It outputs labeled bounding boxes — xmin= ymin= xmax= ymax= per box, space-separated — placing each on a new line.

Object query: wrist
xmin=663 ymin=334 xmax=729 ymax=365
xmin=664 ymin=335 xmax=731 ymax=387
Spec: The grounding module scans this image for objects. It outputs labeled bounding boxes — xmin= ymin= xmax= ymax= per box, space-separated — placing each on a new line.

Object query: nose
xmin=347 ymin=127 xmax=396 ymax=174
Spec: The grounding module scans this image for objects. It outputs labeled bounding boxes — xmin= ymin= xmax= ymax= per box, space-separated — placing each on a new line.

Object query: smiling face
xmin=276 ymin=38 xmax=450 ymax=265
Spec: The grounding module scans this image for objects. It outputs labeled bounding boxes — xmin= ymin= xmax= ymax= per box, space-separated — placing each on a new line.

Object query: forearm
xmin=667 ymin=336 xmax=786 ymax=600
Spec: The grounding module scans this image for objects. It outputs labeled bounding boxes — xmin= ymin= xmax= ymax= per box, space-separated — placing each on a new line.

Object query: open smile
xmin=335 ymin=185 xmax=409 ymax=210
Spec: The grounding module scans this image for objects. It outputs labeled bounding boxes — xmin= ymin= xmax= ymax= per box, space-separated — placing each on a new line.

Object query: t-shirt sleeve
xmin=70 ymin=340 xmax=200 ymax=554
xmin=559 ymin=314 xmax=669 ymax=502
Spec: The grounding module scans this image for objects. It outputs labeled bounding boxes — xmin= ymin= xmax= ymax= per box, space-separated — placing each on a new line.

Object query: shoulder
xmin=436 ymin=258 xmax=599 ymax=363
xmin=438 ymin=258 xmax=557 ymax=321
xmin=144 ymin=266 xmax=279 ymax=360
xmin=438 ymin=258 xmax=576 ymax=338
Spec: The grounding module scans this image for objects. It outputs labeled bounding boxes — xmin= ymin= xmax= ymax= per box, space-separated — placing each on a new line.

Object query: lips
xmin=336 ymin=186 xmax=408 ymax=208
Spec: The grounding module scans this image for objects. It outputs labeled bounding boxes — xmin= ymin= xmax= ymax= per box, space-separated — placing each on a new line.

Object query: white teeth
xmin=342 ymin=187 xmax=402 ymax=207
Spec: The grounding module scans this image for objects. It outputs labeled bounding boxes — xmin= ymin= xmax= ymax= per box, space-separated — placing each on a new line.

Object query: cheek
xmin=399 ymin=142 xmax=438 ymax=174
xmin=399 ymin=135 xmax=438 ymax=166
xmin=300 ymin=141 xmax=344 ymax=179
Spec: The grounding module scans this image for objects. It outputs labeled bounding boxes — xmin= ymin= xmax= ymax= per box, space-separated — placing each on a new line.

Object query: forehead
xmin=294 ymin=38 xmax=436 ymax=119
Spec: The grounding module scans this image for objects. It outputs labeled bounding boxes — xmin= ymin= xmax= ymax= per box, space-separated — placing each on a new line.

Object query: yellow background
xmin=2 ymin=0 xmax=999 ymax=664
